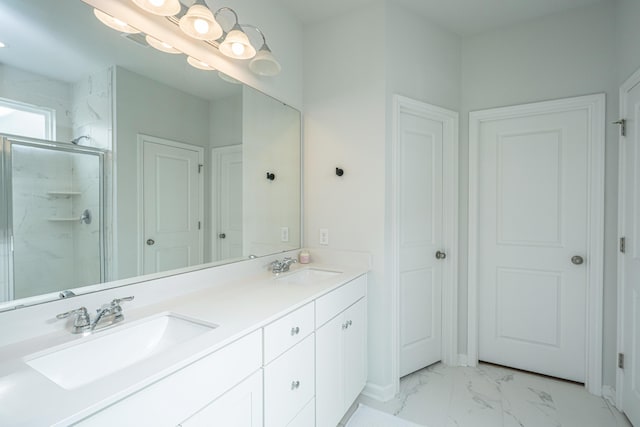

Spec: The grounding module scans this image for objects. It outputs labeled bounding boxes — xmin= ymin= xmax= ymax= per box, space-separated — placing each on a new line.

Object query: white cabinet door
xmin=316 ymin=297 xmax=368 ymax=427
xmin=264 ymin=334 xmax=315 ymax=427
xmin=344 ymin=298 xmax=367 ymax=407
xmin=180 ymin=370 xmax=263 ymax=427
xmin=316 ymin=312 xmax=345 ymax=427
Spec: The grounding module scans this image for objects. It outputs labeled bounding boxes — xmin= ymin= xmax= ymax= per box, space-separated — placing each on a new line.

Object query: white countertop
xmin=0 ymin=262 xmax=368 ymax=426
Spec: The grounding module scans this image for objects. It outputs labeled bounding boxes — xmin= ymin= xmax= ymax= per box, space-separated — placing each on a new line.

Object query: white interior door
xmin=620 ymin=70 xmax=640 ymax=426
xmin=398 ymin=105 xmax=445 ymax=377
xmin=475 ymin=102 xmax=595 ymax=382
xmin=142 ymin=137 xmax=203 ymax=275
xmin=212 ymin=146 xmax=243 ymax=261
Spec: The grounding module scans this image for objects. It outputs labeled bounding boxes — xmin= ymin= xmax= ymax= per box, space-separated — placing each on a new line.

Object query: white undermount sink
xmin=277 ymin=268 xmax=342 ymax=285
xmin=26 ymin=313 xmax=217 ymax=390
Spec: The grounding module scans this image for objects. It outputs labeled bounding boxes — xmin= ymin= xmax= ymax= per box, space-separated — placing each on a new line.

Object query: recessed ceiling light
xmin=0 ymin=41 xmax=6 ymax=48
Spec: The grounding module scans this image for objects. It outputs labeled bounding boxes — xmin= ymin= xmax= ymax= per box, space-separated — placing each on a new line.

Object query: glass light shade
xmin=0 ymin=41 xmax=6 ymax=48
xmin=94 ymin=9 xmax=140 ymax=34
xmin=179 ymin=5 xmax=223 ymax=40
xmin=146 ymin=35 xmax=181 ymax=54
xmin=249 ymin=46 xmax=281 ymax=76
xmin=187 ymin=56 xmax=215 ymax=71
xmin=131 ymin=0 xmax=181 ymax=16
xmin=219 ymin=26 xmax=256 ymax=60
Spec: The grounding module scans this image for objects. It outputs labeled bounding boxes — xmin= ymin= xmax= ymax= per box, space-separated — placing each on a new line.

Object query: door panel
xmin=477 ymin=108 xmax=588 ymax=382
xmin=398 ymin=109 xmax=443 ymax=377
xmin=622 ymin=74 xmax=640 ymax=425
xmin=213 ymin=146 xmax=243 ymax=261
xmin=143 ymin=139 xmax=202 ymax=275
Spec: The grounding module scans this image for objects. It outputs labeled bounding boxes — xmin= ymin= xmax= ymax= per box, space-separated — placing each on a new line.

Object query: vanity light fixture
xmin=218 ymin=71 xmax=241 ymax=84
xmin=131 ymin=0 xmax=181 ymax=17
xmin=146 ymin=35 xmax=181 ymax=54
xmin=187 ymin=56 xmax=215 ymax=71
xmin=179 ymin=0 xmax=223 ymax=41
xmin=97 ymin=1 xmax=282 ymax=76
xmin=93 ymin=9 xmax=140 ymax=34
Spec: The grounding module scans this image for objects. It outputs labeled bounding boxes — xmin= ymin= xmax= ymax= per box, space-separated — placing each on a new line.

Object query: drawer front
xmin=287 ymin=398 xmax=315 ymax=427
xmin=263 ymin=302 xmax=314 ymax=364
xmin=75 ymin=330 xmax=262 ymax=426
xmin=264 ymin=334 xmax=315 ymax=427
xmin=316 ymin=274 xmax=366 ymax=327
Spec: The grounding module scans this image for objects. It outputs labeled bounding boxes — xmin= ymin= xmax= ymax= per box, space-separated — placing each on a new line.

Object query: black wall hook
xmin=335 ymin=167 xmax=344 ymax=177
xmin=266 ymin=172 xmax=276 ymax=181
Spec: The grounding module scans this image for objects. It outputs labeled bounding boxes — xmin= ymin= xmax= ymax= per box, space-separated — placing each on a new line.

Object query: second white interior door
xmin=474 ymin=98 xmax=599 ymax=382
xmin=398 ymin=103 xmax=445 ymax=377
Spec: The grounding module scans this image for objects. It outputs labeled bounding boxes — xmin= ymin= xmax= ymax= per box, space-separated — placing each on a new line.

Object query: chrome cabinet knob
xmin=571 ymin=255 xmax=584 ymax=265
xmin=435 ymin=250 xmax=447 ymax=260
xmin=291 ymin=380 xmax=300 ymax=390
xmin=290 ymin=326 xmax=300 ymax=336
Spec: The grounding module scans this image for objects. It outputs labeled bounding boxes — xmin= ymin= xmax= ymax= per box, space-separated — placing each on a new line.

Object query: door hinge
xmin=198 ymin=221 xmax=201 ymax=230
xmin=618 ymin=353 xmax=625 ymax=369
xmin=198 ymin=164 xmax=203 ymax=174
xmin=620 ymin=237 xmax=626 ymax=253
xmin=613 ymin=119 xmax=627 ymax=137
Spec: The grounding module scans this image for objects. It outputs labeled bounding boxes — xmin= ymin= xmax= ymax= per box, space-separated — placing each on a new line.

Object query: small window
xmin=0 ymin=97 xmax=55 ymax=140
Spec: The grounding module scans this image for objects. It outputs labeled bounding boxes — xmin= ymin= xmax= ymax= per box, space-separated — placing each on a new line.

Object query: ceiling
xmin=276 ymin=0 xmax=611 ymax=36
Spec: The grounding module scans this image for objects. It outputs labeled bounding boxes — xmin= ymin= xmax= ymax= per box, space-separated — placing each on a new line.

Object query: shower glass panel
xmin=1 ymin=136 xmax=104 ymax=302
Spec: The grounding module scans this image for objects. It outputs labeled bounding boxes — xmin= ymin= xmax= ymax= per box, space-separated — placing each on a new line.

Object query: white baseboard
xmin=602 ymin=385 xmax=616 ymax=406
xmin=361 ymin=381 xmax=396 ymax=402
xmin=457 ymin=354 xmax=468 ymax=366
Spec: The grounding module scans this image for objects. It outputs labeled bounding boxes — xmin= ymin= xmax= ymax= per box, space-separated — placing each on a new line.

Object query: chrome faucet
xmin=271 ymin=257 xmax=297 ymax=274
xmin=56 ymin=296 xmax=134 ymax=334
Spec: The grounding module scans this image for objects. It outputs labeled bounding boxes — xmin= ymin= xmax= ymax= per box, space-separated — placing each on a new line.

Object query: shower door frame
xmin=0 ymin=135 xmax=106 ymax=302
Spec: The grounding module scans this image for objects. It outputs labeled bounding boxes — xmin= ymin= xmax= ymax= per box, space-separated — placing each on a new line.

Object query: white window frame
xmin=0 ymin=97 xmax=56 ymax=141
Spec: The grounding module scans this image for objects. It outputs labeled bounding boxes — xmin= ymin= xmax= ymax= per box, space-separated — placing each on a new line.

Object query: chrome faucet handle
xmin=283 ymin=257 xmax=297 ymax=265
xmin=56 ymin=306 xmax=89 ymax=320
xmin=56 ymin=307 xmax=91 ymax=333
xmin=111 ymin=296 xmax=134 ymax=306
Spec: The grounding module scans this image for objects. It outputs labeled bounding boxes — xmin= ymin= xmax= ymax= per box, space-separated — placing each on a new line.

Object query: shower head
xmin=71 ymin=135 xmax=90 ymax=145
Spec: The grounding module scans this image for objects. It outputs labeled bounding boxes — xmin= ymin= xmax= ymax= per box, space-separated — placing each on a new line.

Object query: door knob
xmin=435 ymin=250 xmax=447 ymax=260
xmin=218 ymin=233 xmax=226 ymax=239
xmin=571 ymin=255 xmax=584 ymax=265
xmin=146 ymin=239 xmax=155 ymax=246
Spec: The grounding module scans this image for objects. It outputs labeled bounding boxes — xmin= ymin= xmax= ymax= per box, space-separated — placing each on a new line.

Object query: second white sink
xmin=26 ymin=313 xmax=217 ymax=390
xmin=277 ymin=268 xmax=342 ymax=285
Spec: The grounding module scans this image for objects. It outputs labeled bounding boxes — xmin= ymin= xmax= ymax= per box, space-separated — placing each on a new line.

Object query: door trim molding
xmin=468 ymin=93 xmax=605 ymax=395
xmin=137 ymin=134 xmax=205 ymax=275
xmin=391 ymin=95 xmax=459 ymax=392
xmin=616 ymin=68 xmax=640 ymax=408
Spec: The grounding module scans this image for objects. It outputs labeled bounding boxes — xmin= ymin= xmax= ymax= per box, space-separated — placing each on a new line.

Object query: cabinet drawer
xmin=264 ymin=334 xmax=315 ymax=427
xmin=264 ymin=302 xmax=314 ymax=364
xmin=287 ymin=397 xmax=315 ymax=427
xmin=75 ymin=330 xmax=262 ymax=426
xmin=316 ymin=274 xmax=366 ymax=327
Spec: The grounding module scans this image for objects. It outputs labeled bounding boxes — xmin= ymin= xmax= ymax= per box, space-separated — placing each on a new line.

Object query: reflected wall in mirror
xmin=0 ymin=0 xmax=301 ymax=308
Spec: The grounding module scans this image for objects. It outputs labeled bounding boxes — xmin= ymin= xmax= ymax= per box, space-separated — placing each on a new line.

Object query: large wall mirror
xmin=0 ymin=0 xmax=301 ymax=310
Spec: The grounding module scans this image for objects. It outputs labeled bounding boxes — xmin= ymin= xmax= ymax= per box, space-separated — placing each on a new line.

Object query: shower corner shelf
xmin=47 ymin=191 xmax=82 ymax=196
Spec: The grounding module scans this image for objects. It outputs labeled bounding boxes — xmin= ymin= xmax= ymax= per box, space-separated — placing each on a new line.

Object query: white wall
xmin=460 ymin=1 xmax=619 ymax=386
xmin=304 ymin=0 xmax=389 ymax=391
xmin=0 ymin=63 xmax=73 ymax=142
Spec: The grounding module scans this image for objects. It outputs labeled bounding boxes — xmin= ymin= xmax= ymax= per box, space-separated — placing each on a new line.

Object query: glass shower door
xmin=1 ymin=137 xmax=104 ymax=301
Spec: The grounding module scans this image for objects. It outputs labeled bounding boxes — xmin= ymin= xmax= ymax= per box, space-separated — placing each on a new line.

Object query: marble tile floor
xmin=341 ymin=362 xmax=632 ymax=427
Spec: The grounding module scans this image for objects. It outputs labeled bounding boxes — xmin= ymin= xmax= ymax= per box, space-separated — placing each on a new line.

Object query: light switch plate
xmin=281 ymin=227 xmax=289 ymax=242
xmin=319 ymin=228 xmax=329 ymax=245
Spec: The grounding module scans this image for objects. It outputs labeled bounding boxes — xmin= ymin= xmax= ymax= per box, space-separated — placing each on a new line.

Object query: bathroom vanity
xmin=0 ymin=252 xmax=369 ymax=427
